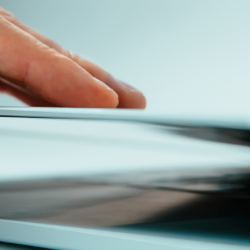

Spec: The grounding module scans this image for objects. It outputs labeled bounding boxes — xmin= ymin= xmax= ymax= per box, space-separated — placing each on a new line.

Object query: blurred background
xmin=1 ymin=0 xmax=250 ymax=115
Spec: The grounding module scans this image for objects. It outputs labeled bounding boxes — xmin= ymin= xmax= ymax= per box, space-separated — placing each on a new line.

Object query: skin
xmin=0 ymin=7 xmax=146 ymax=109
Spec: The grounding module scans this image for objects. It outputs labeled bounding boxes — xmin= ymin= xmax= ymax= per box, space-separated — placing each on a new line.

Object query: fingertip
xmin=93 ymin=77 xmax=119 ymax=108
xmin=105 ymin=90 xmax=119 ymax=108
xmin=117 ymin=90 xmax=147 ymax=109
xmin=135 ymin=92 xmax=147 ymax=109
xmin=97 ymin=86 xmax=119 ymax=108
xmin=115 ymin=81 xmax=147 ymax=109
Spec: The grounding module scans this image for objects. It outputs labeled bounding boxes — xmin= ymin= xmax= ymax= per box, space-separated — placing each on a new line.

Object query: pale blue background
xmin=1 ymin=0 xmax=250 ymax=115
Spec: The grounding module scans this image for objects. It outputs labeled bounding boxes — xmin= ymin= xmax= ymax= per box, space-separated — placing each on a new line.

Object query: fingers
xmin=0 ymin=16 xmax=118 ymax=108
xmin=0 ymin=7 xmax=146 ymax=109
xmin=0 ymin=78 xmax=56 ymax=107
xmin=68 ymin=55 xmax=147 ymax=109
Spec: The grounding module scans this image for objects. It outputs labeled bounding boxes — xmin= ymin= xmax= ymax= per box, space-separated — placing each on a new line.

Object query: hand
xmin=0 ymin=7 xmax=146 ymax=109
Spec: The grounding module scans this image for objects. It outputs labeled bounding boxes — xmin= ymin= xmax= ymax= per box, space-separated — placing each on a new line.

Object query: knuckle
xmin=66 ymin=51 xmax=81 ymax=64
xmin=43 ymin=38 xmax=63 ymax=53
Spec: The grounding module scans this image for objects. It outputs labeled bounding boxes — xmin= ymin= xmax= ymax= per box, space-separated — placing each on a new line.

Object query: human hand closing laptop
xmin=0 ymin=7 xmax=146 ymax=109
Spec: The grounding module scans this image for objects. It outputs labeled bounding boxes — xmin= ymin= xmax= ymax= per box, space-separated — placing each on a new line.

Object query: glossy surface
xmin=1 ymin=117 xmax=250 ymax=182
xmin=0 ymin=243 xmax=39 ymax=250
xmin=1 ymin=118 xmax=250 ymax=249
xmin=1 ymin=108 xmax=250 ymax=131
xmin=1 ymin=165 xmax=250 ymax=245
xmin=2 ymin=219 xmax=249 ymax=250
